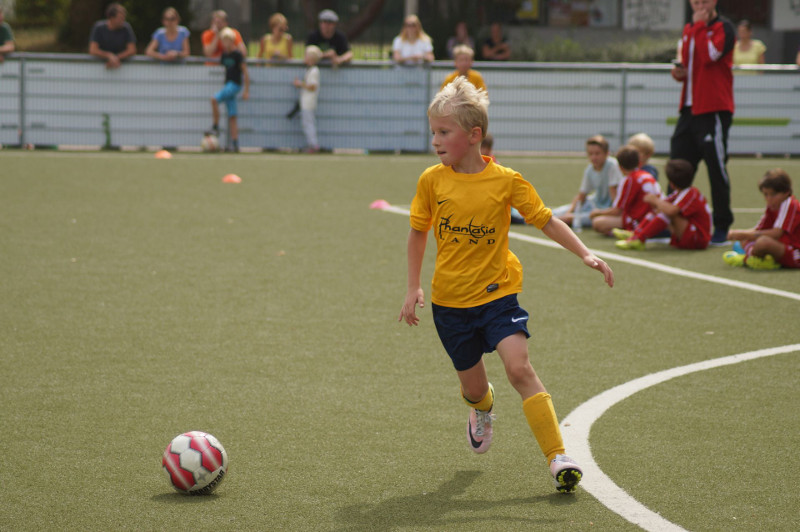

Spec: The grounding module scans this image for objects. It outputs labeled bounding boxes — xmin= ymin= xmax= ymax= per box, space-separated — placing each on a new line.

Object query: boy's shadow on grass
xmin=335 ymin=470 xmax=575 ymax=531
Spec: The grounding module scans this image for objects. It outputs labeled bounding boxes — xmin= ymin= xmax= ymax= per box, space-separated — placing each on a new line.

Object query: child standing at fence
xmin=724 ymin=169 xmax=800 ymax=270
xmin=293 ymin=45 xmax=323 ymax=153
xmin=209 ymin=28 xmax=249 ymax=152
xmin=440 ymin=45 xmax=486 ymax=93
xmin=399 ymin=77 xmax=614 ymax=493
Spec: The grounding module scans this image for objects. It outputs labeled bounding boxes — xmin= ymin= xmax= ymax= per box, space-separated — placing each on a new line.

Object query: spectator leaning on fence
xmin=0 ymin=7 xmax=14 ymax=63
xmin=733 ymin=19 xmax=766 ymax=68
xmin=89 ymin=3 xmax=137 ymax=69
xmin=145 ymin=7 xmax=190 ymax=63
xmin=481 ymin=22 xmax=511 ymax=61
xmin=306 ymin=9 xmax=352 ymax=67
xmin=446 ymin=21 xmax=474 ymax=59
xmin=392 ymin=14 xmax=434 ymax=67
xmin=258 ymin=12 xmax=293 ymax=63
xmin=202 ymin=10 xmax=247 ymax=63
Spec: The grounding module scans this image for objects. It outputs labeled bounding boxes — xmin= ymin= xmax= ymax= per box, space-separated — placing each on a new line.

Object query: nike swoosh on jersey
xmin=437 ymin=199 xmax=449 ymax=205
xmin=511 ymin=315 xmax=528 ymax=323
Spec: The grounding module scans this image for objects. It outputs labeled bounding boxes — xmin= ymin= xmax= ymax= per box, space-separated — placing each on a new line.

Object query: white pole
xmin=405 ymin=0 xmax=418 ymax=17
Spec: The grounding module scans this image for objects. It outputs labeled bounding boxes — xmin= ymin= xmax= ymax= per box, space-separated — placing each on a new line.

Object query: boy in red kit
xmin=724 ymin=169 xmax=800 ymax=270
xmin=614 ymin=159 xmax=711 ymax=250
xmin=590 ymin=146 xmax=660 ymax=235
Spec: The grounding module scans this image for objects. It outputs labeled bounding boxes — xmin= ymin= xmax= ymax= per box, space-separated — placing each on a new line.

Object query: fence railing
xmin=1 ymin=53 xmax=798 ymax=155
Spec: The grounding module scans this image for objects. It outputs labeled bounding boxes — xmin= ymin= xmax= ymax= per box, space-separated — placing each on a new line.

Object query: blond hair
xmin=452 ymin=45 xmax=474 ymax=59
xmin=269 ymin=12 xmax=288 ymax=31
xmin=398 ymin=14 xmax=432 ymax=44
xmin=627 ymin=132 xmax=655 ymax=158
xmin=429 ymin=77 xmax=489 ymax=138
xmin=219 ymin=27 xmax=236 ymax=41
xmin=305 ymin=45 xmax=323 ymax=62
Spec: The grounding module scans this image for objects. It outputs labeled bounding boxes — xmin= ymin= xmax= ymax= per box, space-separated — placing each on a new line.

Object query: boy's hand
xmin=242 ymin=89 xmax=249 ymax=100
xmin=399 ymin=288 xmax=425 ymax=326
xmin=584 ymin=254 xmax=614 ymax=288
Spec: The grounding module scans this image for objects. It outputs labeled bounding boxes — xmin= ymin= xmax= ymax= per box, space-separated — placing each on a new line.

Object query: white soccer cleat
xmin=466 ymin=407 xmax=495 ymax=454
xmin=550 ymin=454 xmax=583 ymax=493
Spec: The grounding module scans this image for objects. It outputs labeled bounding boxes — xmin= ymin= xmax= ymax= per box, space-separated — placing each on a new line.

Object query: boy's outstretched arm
xmin=541 ymin=216 xmax=615 ymax=287
xmin=399 ymin=228 xmax=428 ymax=325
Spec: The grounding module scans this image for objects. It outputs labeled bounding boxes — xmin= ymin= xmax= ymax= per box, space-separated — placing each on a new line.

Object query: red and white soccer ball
xmin=162 ymin=431 xmax=228 ymax=495
xmin=201 ymin=134 xmax=220 ymax=152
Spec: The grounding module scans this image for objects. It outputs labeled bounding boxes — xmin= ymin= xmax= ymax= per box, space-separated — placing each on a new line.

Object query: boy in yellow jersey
xmin=399 ymin=77 xmax=614 ymax=493
xmin=440 ymin=45 xmax=487 ymax=93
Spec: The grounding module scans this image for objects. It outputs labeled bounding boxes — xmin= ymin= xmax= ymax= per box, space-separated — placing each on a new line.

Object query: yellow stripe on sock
xmin=462 ymin=383 xmax=494 ymax=411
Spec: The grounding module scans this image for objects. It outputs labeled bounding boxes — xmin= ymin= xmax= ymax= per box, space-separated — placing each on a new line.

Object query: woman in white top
xmin=392 ymin=15 xmax=433 ymax=66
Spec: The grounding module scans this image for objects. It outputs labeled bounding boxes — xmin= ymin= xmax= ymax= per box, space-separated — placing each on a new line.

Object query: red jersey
xmin=678 ymin=15 xmax=736 ymax=115
xmin=756 ymin=195 xmax=800 ymax=248
xmin=669 ymin=186 xmax=711 ymax=242
xmin=614 ymin=169 xmax=660 ymax=230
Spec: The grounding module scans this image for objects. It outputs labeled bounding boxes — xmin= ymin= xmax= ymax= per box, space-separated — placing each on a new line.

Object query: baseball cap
xmin=318 ymin=9 xmax=339 ymax=22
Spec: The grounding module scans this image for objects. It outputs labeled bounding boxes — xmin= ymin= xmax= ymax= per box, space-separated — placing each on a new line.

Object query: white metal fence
xmin=1 ymin=53 xmax=798 ymax=155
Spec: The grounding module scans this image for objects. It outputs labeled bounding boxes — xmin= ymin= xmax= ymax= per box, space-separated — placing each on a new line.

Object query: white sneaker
xmin=550 ymin=454 xmax=582 ymax=493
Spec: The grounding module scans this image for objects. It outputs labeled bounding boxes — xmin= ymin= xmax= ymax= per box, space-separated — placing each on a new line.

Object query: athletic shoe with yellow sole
xmin=615 ymin=239 xmax=645 ymax=250
xmin=746 ymin=254 xmax=781 ymax=270
xmin=611 ymin=228 xmax=634 ymax=240
xmin=550 ymin=454 xmax=583 ymax=493
xmin=723 ymin=250 xmax=745 ymax=267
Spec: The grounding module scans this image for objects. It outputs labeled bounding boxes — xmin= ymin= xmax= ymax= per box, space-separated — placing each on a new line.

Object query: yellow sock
xmin=522 ymin=392 xmax=565 ymax=463
xmin=462 ymin=383 xmax=494 ymax=411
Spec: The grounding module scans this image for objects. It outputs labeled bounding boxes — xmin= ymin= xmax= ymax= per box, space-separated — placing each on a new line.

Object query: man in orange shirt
xmin=202 ymin=10 xmax=247 ymax=62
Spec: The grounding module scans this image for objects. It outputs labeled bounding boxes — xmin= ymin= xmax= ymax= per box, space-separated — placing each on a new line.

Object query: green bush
xmin=11 ymin=0 xmax=70 ymax=28
xmin=515 ymin=35 xmax=679 ymax=63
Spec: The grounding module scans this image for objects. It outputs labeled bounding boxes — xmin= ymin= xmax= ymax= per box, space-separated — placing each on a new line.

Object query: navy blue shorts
xmin=432 ymin=294 xmax=530 ymax=371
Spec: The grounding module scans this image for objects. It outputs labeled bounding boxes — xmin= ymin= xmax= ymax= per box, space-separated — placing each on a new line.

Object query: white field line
xmin=383 ymin=205 xmax=800 ymax=302
xmin=561 ymin=344 xmax=800 ymax=532
xmin=380 ymin=204 xmax=800 ymax=530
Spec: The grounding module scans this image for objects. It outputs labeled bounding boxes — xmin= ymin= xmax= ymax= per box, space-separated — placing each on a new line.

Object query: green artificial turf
xmin=0 ymin=151 xmax=798 ymax=531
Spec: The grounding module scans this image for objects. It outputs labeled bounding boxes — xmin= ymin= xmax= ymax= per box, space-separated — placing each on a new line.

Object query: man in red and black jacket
xmin=670 ymin=0 xmax=736 ymax=245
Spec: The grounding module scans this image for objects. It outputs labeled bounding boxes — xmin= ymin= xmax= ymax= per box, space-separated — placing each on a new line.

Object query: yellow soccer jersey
xmin=409 ymin=157 xmax=552 ymax=308
xmin=440 ymin=69 xmax=487 ymax=93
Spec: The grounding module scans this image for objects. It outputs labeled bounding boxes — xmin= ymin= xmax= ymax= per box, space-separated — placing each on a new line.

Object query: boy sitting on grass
xmin=552 ymin=135 xmax=622 ymax=230
xmin=724 ymin=169 xmax=800 ymax=270
xmin=590 ymin=145 xmax=660 ymax=235
xmin=627 ymin=132 xmax=659 ymax=184
xmin=614 ymin=159 xmax=711 ymax=250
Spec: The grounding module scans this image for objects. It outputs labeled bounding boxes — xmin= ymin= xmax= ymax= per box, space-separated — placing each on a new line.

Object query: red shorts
xmin=778 ymin=244 xmax=800 ymax=268
xmin=671 ymin=224 xmax=709 ymax=250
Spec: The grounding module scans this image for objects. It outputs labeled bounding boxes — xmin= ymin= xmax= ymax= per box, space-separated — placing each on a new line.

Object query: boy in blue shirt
xmin=552 ymin=135 xmax=623 ymax=230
